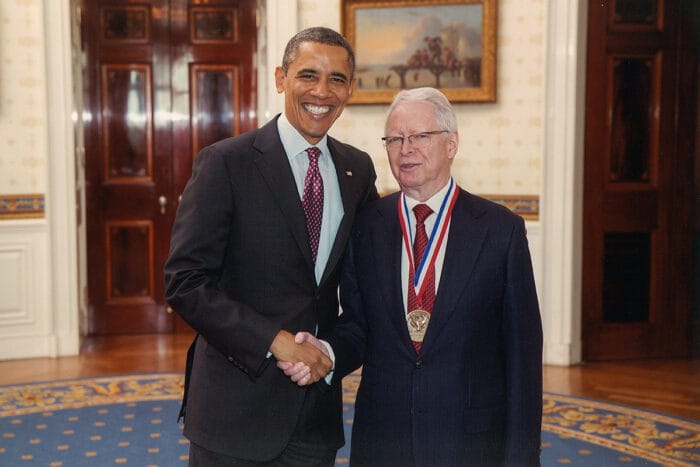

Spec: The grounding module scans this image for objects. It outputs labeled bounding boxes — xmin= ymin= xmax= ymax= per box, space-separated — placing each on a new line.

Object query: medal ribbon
xmin=398 ymin=178 xmax=458 ymax=302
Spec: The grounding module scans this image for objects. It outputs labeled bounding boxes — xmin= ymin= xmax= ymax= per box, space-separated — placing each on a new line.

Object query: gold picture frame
xmin=341 ymin=0 xmax=497 ymax=104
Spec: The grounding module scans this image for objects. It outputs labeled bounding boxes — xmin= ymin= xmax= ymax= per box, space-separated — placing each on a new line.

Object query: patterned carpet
xmin=0 ymin=372 xmax=698 ymax=466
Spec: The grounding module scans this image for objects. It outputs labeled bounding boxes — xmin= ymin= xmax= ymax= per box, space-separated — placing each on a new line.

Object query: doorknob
xmin=158 ymin=195 xmax=167 ymax=214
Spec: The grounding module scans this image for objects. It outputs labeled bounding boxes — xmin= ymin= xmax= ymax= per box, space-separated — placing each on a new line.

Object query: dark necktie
xmin=302 ymin=147 xmax=323 ymax=263
xmin=408 ymin=204 xmax=434 ymax=352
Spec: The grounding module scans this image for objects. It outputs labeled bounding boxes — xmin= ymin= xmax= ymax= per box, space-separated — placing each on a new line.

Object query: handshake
xmin=270 ymin=330 xmax=332 ymax=386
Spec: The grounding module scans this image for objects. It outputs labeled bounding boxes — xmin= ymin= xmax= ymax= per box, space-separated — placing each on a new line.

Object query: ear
xmin=274 ymin=67 xmax=286 ymax=93
xmin=348 ymin=77 xmax=357 ymax=96
xmin=446 ymin=132 xmax=459 ymax=160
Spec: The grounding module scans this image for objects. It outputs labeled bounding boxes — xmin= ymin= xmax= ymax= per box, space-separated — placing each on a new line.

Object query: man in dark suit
xmin=164 ymin=27 xmax=378 ymax=466
xmin=282 ymin=87 xmax=542 ymax=466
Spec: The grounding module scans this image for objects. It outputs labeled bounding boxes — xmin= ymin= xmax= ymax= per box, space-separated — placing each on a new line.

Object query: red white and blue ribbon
xmin=398 ymin=178 xmax=459 ymax=301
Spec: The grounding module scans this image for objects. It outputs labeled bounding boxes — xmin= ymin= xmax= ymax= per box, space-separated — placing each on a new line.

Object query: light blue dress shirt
xmin=277 ymin=114 xmax=344 ymax=284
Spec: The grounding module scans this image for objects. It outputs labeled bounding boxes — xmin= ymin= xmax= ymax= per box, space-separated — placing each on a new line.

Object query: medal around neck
xmin=399 ymin=179 xmax=459 ymax=345
xmin=407 ymin=308 xmax=431 ymax=342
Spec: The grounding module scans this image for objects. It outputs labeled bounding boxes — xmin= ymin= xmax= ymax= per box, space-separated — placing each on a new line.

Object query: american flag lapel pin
xmin=346 ymin=171 xmax=353 ymax=176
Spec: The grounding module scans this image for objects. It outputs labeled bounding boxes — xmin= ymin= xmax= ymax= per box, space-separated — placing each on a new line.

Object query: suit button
xmin=415 ymin=359 xmax=423 ymax=368
xmin=227 ymin=356 xmax=234 ymax=362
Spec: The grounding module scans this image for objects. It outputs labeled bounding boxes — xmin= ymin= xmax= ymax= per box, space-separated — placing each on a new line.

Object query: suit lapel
xmin=420 ymin=191 xmax=488 ymax=353
xmin=252 ymin=118 xmax=316 ymax=273
xmin=371 ymin=194 xmax=418 ymax=356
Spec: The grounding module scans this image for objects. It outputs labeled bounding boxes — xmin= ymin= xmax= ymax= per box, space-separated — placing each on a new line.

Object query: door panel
xmin=191 ymin=65 xmax=240 ymax=157
xmin=170 ymin=0 xmax=257 ymax=207
xmin=102 ymin=65 xmax=153 ymax=181
xmin=582 ymin=0 xmax=696 ymax=359
xmin=169 ymin=0 xmax=257 ymax=332
xmin=83 ymin=0 xmax=256 ymax=334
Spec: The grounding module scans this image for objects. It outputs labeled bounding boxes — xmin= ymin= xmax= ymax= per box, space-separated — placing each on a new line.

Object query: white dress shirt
xmin=401 ymin=181 xmax=453 ymax=314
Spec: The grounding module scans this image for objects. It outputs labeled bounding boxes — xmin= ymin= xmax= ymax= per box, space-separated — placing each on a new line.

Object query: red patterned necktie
xmin=408 ymin=203 xmax=434 ymax=352
xmin=302 ymin=147 xmax=323 ymax=263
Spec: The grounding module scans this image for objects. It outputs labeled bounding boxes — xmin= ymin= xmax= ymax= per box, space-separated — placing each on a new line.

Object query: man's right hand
xmin=270 ymin=330 xmax=331 ymax=384
xmin=277 ymin=332 xmax=332 ymax=385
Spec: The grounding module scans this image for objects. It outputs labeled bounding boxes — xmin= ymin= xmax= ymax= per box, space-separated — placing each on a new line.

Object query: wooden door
xmin=82 ymin=0 xmax=257 ymax=334
xmin=582 ymin=0 xmax=697 ymax=360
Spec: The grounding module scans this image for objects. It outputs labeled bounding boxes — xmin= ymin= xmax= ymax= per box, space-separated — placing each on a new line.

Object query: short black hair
xmin=281 ymin=27 xmax=355 ymax=77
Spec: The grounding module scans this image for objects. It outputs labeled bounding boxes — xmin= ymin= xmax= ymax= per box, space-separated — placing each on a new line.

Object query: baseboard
xmin=0 ymin=335 xmax=55 ymax=361
xmin=544 ymin=340 xmax=582 ymax=366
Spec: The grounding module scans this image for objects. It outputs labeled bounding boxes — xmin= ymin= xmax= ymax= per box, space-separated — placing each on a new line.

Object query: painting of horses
xmin=341 ymin=0 xmax=496 ymax=104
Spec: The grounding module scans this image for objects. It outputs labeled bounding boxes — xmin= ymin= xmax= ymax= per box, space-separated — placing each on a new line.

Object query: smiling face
xmin=275 ymin=41 xmax=356 ymax=145
xmin=386 ymin=100 xmax=458 ymax=201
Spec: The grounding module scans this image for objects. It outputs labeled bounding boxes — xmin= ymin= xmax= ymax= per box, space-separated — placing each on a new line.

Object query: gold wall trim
xmin=481 ymin=194 xmax=539 ymax=221
xmin=0 ymin=194 xmax=45 ymax=220
xmin=378 ymin=192 xmax=540 ymax=221
xmin=0 ymin=193 xmax=539 ymax=221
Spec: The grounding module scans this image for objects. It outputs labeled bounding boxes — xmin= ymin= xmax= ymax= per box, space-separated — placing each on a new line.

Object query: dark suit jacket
xmin=327 ymin=189 xmax=543 ymax=467
xmin=164 ymin=115 xmax=378 ymax=460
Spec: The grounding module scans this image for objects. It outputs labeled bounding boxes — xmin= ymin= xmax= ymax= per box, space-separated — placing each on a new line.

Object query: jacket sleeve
xmin=503 ymin=216 xmax=543 ymax=466
xmin=163 ymin=146 xmax=279 ymax=377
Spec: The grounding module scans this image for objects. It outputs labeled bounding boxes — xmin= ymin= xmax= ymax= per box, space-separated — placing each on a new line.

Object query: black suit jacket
xmin=164 ymin=115 xmax=378 ymax=460
xmin=327 ymin=190 xmax=543 ymax=466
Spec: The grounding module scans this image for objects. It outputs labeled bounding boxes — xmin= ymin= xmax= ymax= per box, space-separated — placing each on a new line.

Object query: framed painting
xmin=341 ymin=0 xmax=497 ymax=104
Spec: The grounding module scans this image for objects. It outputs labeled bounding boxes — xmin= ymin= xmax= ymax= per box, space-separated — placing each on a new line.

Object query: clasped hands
xmin=271 ymin=330 xmax=328 ymax=386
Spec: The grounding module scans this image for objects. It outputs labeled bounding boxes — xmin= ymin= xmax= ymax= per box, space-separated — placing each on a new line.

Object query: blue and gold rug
xmin=0 ymin=373 xmax=697 ymax=466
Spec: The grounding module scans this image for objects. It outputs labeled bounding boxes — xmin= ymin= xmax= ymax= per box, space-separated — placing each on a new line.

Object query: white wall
xmin=0 ymin=0 xmax=80 ymax=359
xmin=0 ymin=0 xmax=48 ymax=195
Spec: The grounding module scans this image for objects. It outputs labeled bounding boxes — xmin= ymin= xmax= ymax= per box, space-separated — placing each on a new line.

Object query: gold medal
xmin=407 ymin=309 xmax=431 ymax=342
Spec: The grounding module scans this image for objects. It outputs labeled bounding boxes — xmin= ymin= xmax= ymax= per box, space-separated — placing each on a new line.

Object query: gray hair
xmin=282 ymin=27 xmax=355 ymax=77
xmin=385 ymin=87 xmax=458 ymax=134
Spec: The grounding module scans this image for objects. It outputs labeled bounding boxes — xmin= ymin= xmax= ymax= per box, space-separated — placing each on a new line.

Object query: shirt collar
xmin=277 ymin=113 xmax=329 ymax=161
xmin=404 ymin=179 xmax=453 ymax=217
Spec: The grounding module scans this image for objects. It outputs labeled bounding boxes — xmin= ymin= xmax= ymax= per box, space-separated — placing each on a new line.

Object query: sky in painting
xmin=355 ymin=4 xmax=483 ymax=66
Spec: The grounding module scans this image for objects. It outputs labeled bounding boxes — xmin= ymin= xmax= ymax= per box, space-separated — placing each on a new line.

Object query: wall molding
xmin=481 ymin=194 xmax=539 ymax=221
xmin=541 ymin=0 xmax=588 ymax=365
xmin=375 ymin=193 xmax=540 ymax=221
xmin=0 ymin=194 xmax=45 ymax=220
xmin=44 ymin=0 xmax=81 ymax=357
xmin=0 ymin=220 xmax=54 ymax=359
xmin=258 ymin=0 xmax=298 ymax=123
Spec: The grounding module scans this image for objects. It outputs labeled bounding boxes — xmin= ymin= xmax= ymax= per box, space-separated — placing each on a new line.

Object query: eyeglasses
xmin=381 ymin=130 xmax=449 ymax=150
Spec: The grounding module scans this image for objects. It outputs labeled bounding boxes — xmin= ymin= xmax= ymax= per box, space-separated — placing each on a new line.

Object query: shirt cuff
xmin=320 ymin=339 xmax=335 ymax=385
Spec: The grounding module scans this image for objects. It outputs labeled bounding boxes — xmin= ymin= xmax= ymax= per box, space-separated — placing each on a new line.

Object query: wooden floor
xmin=0 ymin=333 xmax=698 ymax=421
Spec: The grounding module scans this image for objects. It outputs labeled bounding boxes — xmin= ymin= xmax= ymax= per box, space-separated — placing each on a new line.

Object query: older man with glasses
xmin=281 ymin=86 xmax=543 ymax=466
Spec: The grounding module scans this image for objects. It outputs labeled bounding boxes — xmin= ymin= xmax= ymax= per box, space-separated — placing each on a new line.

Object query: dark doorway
xmin=81 ymin=0 xmax=257 ymax=333
xmin=582 ymin=0 xmax=698 ymax=360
